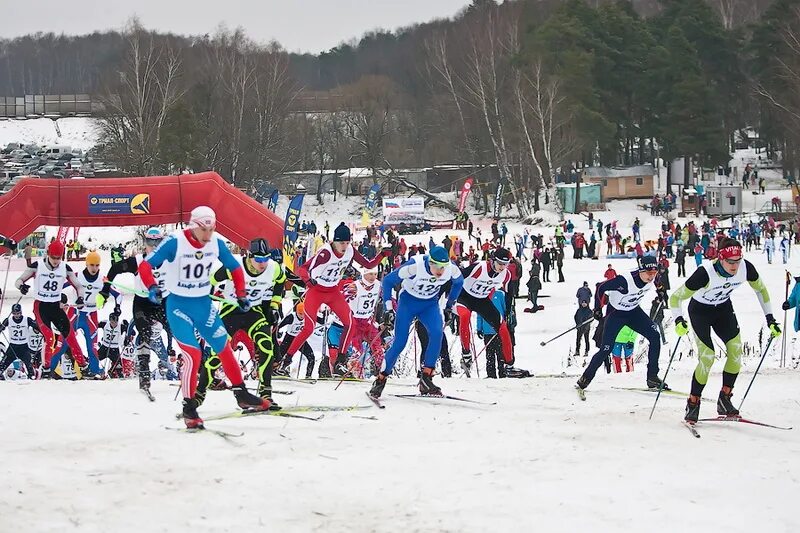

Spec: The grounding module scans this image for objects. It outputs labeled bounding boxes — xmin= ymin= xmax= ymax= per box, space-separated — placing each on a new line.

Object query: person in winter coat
xmin=476 ymin=290 xmax=510 ymax=378
xmin=541 ymin=247 xmax=552 ymax=282
xmin=604 ymin=264 xmax=617 ymax=280
xmin=527 ymin=270 xmax=541 ymax=311
xmin=780 ymin=235 xmax=790 ymax=264
xmin=764 ymin=236 xmax=775 ymax=264
xmin=693 ymin=243 xmax=704 ymax=267
xmin=576 ymin=281 xmax=592 ymax=304
xmin=675 ymin=246 xmax=687 ymax=277
xmin=556 ymin=249 xmax=565 ymax=283
xmin=574 ymin=301 xmax=592 ymax=356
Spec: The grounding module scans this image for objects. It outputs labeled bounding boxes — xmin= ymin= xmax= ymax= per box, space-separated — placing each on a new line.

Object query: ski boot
xmin=460 ymin=350 xmax=472 ymax=378
xmin=139 ymin=371 xmax=152 ymax=392
xmin=318 ymin=356 xmax=332 ymax=378
xmin=79 ymin=366 xmax=102 ymax=380
xmin=419 ymin=368 xmax=442 ymax=397
xmin=368 ymin=374 xmax=387 ymax=399
xmin=232 ymin=384 xmax=271 ymax=411
xmin=273 ymin=357 xmax=290 ymax=377
xmin=576 ymin=376 xmax=590 ymax=390
xmin=182 ymin=398 xmax=204 ymax=429
xmin=685 ymin=396 xmax=701 ymax=423
xmin=646 ymin=375 xmax=670 ymax=391
xmin=440 ymin=355 xmax=453 ymax=378
xmin=257 ymin=386 xmax=282 ymax=411
xmin=717 ymin=387 xmax=740 ymax=417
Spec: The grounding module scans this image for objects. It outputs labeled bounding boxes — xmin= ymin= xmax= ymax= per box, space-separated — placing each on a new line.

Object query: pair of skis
xmin=365 ymin=391 xmax=496 ymax=409
xmin=683 ymin=415 xmax=792 ymax=438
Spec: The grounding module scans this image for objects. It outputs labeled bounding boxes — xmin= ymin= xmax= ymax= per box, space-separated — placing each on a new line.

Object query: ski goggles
xmin=144 ymin=237 xmax=163 ymax=246
xmin=251 ymin=254 xmax=270 ymax=263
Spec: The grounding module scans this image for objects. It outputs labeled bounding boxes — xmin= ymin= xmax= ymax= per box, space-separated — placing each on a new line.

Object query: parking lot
xmin=0 ymin=141 xmax=119 ymax=194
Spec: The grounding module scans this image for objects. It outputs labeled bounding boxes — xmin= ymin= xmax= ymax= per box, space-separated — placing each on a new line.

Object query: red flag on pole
xmin=458 ymin=177 xmax=474 ymax=213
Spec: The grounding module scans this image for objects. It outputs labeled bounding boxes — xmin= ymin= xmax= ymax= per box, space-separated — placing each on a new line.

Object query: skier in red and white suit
xmin=285 ymin=223 xmax=387 ymax=363
xmin=455 ymin=248 xmax=515 ymax=372
xmin=342 ymin=266 xmax=384 ymax=373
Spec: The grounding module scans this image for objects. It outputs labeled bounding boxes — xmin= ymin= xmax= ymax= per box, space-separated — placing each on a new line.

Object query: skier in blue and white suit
xmin=368 ymin=246 xmax=463 ymax=398
xmin=138 ymin=205 xmax=270 ymax=428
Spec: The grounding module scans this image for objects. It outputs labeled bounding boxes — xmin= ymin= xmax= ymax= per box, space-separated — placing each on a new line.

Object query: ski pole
xmin=0 ymin=254 xmax=12 ymax=318
xmin=781 ymin=271 xmax=790 ymax=368
xmin=737 ymin=335 xmax=775 ymax=412
xmin=648 ymin=336 xmax=682 ymax=420
xmin=540 ymin=317 xmax=593 ymax=347
xmin=107 ymin=279 xmax=239 ymax=307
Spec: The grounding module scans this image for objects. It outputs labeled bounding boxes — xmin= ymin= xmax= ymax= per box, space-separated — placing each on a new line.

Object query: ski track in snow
xmin=1 ymin=147 xmax=799 ymax=531
xmin=2 ymin=374 xmax=799 ymax=532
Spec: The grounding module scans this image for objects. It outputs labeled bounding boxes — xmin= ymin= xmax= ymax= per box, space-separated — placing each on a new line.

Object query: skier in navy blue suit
xmin=576 ymin=255 xmax=669 ymax=393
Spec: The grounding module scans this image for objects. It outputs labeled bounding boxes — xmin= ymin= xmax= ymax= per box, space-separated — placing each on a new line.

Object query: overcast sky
xmin=1 ymin=0 xmax=472 ymax=53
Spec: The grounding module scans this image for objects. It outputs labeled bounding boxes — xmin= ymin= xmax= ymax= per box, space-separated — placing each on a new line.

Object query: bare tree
xmin=460 ymin=8 xmax=527 ymax=218
xmin=250 ymin=43 xmax=300 ymax=183
xmin=342 ymin=75 xmax=396 ymax=183
xmin=755 ymin=6 xmax=800 ymax=175
xmin=99 ymin=19 xmax=184 ymax=175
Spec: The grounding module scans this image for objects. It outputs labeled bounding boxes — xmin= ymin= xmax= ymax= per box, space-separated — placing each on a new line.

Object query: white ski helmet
xmin=189 ymin=206 xmax=216 ymax=228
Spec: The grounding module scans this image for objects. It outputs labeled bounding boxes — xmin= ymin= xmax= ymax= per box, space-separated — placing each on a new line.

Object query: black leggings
xmin=133 ymin=296 xmax=171 ymax=379
xmin=0 ymin=343 xmax=34 ymax=377
xmin=582 ymin=307 xmax=661 ymax=383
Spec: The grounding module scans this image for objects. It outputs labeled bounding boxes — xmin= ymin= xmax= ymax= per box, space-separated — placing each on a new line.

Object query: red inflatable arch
xmin=0 ymin=172 xmax=284 ymax=250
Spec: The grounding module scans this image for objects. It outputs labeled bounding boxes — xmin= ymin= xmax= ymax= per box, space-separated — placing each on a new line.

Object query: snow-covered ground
xmin=0 ymin=117 xmax=100 ymax=152
xmin=2 ymin=146 xmax=800 ymax=532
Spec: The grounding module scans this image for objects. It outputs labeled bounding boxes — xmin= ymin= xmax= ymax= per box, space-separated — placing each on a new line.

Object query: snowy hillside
xmin=0 ymin=116 xmax=100 ymax=151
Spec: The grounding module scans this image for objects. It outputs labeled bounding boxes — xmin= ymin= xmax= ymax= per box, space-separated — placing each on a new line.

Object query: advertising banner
xmin=382 ymin=197 xmax=425 ymax=224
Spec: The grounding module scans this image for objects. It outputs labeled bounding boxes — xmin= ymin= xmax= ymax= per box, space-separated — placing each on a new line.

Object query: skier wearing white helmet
xmin=139 ymin=206 xmax=270 ymax=428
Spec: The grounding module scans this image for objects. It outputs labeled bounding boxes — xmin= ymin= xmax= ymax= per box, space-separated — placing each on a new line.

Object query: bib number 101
xmin=182 ymin=263 xmax=212 ymax=280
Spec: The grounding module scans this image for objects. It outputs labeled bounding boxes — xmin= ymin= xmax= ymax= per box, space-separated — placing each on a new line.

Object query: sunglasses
xmin=252 ymin=255 xmax=270 ymax=263
xmin=87 ymin=263 xmax=100 ymax=267
xmin=722 ymin=258 xmax=742 ymax=265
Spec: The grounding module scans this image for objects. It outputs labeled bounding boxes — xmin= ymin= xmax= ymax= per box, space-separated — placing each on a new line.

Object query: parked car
xmin=40 ymin=145 xmax=72 ymax=158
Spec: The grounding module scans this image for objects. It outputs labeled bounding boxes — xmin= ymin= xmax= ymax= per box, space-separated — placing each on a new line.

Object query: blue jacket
xmin=477 ymin=291 xmax=505 ymax=335
xmin=786 ymin=279 xmax=800 ymax=332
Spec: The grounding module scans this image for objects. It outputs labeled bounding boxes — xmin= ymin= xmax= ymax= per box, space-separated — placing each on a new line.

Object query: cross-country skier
xmin=197 ymin=237 xmax=286 ymax=407
xmin=282 ymin=223 xmax=387 ymax=367
xmin=455 ymin=248 xmax=515 ymax=376
xmin=669 ymin=238 xmax=780 ymax=423
xmin=99 ymin=227 xmax=173 ymax=397
xmin=0 ymin=303 xmax=39 ymax=378
xmin=52 ymin=251 xmax=121 ymax=377
xmin=576 ymin=255 xmax=667 ymax=394
xmin=97 ymin=312 xmax=128 ymax=378
xmin=138 ymin=206 xmax=269 ymax=428
xmin=339 ymin=266 xmax=384 ymax=377
xmin=368 ymin=246 xmax=463 ymax=398
xmin=277 ymin=301 xmax=316 ymax=378
xmin=14 ymin=240 xmax=89 ymax=378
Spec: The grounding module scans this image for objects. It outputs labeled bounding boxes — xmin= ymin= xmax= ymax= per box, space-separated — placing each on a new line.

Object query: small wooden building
xmin=705 ymin=185 xmax=742 ymax=216
xmin=582 ymin=165 xmax=655 ymax=200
